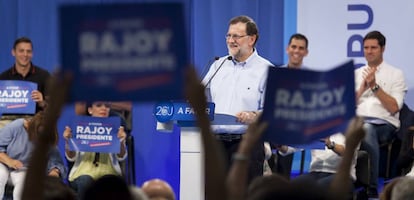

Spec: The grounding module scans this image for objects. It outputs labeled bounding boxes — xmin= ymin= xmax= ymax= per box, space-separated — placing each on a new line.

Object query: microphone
xmin=204 ymin=56 xmax=232 ymax=88
xmin=200 ymin=56 xmax=220 ymax=78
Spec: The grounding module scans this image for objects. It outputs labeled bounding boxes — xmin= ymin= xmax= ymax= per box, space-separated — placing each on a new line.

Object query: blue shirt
xmin=202 ymin=50 xmax=272 ymax=133
xmin=0 ymin=118 xmax=67 ymax=178
xmin=0 ymin=119 xmax=33 ymax=166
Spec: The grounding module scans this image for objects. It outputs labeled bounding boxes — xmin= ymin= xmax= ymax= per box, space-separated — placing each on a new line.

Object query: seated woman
xmin=63 ymin=101 xmax=127 ymax=199
xmin=0 ymin=111 xmax=66 ymax=200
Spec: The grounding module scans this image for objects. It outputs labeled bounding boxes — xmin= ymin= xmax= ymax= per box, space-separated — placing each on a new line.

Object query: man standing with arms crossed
xmin=355 ymin=30 xmax=407 ymax=198
xmin=0 ymin=37 xmax=50 ymax=128
xmin=202 ymin=15 xmax=273 ymax=182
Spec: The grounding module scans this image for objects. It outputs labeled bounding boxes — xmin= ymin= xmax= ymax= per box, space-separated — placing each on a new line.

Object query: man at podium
xmin=202 ymin=15 xmax=273 ymax=182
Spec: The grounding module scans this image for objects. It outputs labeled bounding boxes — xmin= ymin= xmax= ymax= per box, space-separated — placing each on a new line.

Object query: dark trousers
xmin=274 ymin=153 xmax=294 ymax=180
xmin=70 ymin=175 xmax=95 ymax=200
xmin=217 ymin=137 xmax=264 ymax=184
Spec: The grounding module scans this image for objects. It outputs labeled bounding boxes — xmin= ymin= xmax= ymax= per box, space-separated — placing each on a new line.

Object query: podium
xmin=156 ymin=121 xmax=204 ymax=200
xmin=156 ymin=113 xmax=244 ymax=200
xmin=180 ymin=126 xmax=204 ymax=200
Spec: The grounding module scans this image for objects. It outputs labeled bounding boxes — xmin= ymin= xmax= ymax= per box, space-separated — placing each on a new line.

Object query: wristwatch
xmin=371 ymin=84 xmax=380 ymax=93
xmin=326 ymin=141 xmax=336 ymax=150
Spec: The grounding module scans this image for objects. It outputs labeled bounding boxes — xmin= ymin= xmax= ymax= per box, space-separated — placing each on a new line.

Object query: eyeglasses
xmin=93 ymin=102 xmax=111 ymax=108
xmin=225 ymin=34 xmax=248 ymax=40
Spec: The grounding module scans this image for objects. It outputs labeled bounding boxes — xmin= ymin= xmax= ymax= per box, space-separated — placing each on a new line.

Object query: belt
xmin=215 ymin=134 xmax=243 ymax=141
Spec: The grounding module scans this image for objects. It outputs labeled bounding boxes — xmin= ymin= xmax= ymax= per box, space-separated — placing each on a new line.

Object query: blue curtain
xmin=0 ymin=0 xmax=286 ymax=197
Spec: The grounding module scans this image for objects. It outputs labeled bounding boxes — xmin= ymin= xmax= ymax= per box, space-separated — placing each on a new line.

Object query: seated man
xmin=355 ymin=31 xmax=407 ymax=197
xmin=293 ymin=133 xmax=358 ymax=198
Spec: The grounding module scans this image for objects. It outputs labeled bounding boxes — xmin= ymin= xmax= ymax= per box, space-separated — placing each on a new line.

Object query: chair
xmin=379 ymin=103 xmax=414 ymax=179
xmin=354 ymin=150 xmax=370 ymax=200
xmin=379 ymin=138 xmax=396 ymax=179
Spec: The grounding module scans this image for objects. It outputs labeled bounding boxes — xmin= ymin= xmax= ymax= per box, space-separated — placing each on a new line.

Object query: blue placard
xmin=154 ymin=101 xmax=215 ymax=123
xmin=68 ymin=116 xmax=121 ymax=153
xmin=59 ymin=3 xmax=188 ymax=102
xmin=0 ymin=80 xmax=37 ymax=114
xmin=261 ymin=60 xmax=355 ymax=145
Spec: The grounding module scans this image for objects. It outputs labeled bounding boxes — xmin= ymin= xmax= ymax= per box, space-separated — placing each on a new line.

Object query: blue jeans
xmin=361 ymin=122 xmax=396 ymax=190
xmin=70 ymin=175 xmax=94 ymax=200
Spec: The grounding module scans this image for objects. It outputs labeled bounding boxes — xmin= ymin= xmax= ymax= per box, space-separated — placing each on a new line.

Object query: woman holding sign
xmin=63 ymin=101 xmax=127 ymax=200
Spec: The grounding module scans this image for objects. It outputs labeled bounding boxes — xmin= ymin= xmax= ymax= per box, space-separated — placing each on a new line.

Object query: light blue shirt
xmin=0 ymin=118 xmax=67 ymax=178
xmin=0 ymin=119 xmax=33 ymax=166
xmin=202 ymin=49 xmax=273 ymax=133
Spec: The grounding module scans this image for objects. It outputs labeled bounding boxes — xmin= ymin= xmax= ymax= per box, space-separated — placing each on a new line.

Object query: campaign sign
xmin=261 ymin=60 xmax=355 ymax=145
xmin=60 ymin=3 xmax=188 ymax=102
xmin=154 ymin=101 xmax=215 ymax=123
xmin=68 ymin=116 xmax=121 ymax=153
xmin=0 ymin=81 xmax=37 ymax=114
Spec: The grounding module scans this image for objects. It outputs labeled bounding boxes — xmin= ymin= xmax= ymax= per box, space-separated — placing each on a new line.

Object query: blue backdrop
xmin=0 ymin=0 xmax=292 ymax=197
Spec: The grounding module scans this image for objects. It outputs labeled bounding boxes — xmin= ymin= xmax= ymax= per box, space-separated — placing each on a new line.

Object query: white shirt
xmin=308 ymin=133 xmax=358 ymax=180
xmin=355 ymin=61 xmax=407 ymax=128
xmin=202 ymin=50 xmax=272 ymax=133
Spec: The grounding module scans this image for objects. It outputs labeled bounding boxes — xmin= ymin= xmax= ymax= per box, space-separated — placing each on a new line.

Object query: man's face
xmin=12 ymin=42 xmax=33 ymax=68
xmin=286 ymin=38 xmax=308 ymax=68
xmin=363 ymin=39 xmax=384 ymax=66
xmin=226 ymin=22 xmax=255 ymax=61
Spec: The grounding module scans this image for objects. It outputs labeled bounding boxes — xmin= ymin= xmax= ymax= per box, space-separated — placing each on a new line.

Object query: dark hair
xmin=43 ymin=176 xmax=76 ymax=200
xmin=13 ymin=37 xmax=33 ymax=50
xmin=83 ymin=175 xmax=133 ymax=200
xmin=363 ymin=31 xmax=386 ymax=47
xmin=289 ymin=33 xmax=308 ymax=49
xmin=247 ymin=175 xmax=329 ymax=200
xmin=229 ymin=15 xmax=259 ymax=46
xmin=27 ymin=111 xmax=58 ymax=145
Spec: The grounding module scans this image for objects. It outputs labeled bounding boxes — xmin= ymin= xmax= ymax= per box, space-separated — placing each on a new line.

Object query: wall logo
xmin=154 ymin=101 xmax=174 ymax=122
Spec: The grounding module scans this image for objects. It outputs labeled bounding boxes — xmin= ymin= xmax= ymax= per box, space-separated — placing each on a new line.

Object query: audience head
xmin=26 ymin=111 xmax=58 ymax=145
xmin=86 ymin=101 xmax=111 ymax=117
xmin=82 ymin=175 xmax=132 ymax=200
xmin=141 ymin=178 xmax=175 ymax=200
xmin=42 ymin=176 xmax=76 ymax=200
xmin=390 ymin=177 xmax=414 ymax=200
xmin=247 ymin=175 xmax=328 ymax=200
xmin=129 ymin=186 xmax=149 ymax=200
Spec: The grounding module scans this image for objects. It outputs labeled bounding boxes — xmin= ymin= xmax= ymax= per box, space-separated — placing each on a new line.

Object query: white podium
xmin=156 ymin=122 xmax=205 ymax=200
xmin=178 ymin=114 xmax=242 ymax=200
xmin=156 ymin=113 xmax=239 ymax=200
xmin=180 ymin=127 xmax=204 ymax=200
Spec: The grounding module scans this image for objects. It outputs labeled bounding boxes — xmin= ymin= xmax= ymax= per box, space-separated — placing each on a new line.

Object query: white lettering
xmin=0 ymin=90 xmax=29 ymax=98
xmin=76 ymin=126 xmax=112 ymax=135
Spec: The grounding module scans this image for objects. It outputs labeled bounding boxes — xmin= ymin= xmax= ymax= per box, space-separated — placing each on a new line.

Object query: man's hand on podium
xmin=235 ymin=111 xmax=259 ymax=124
